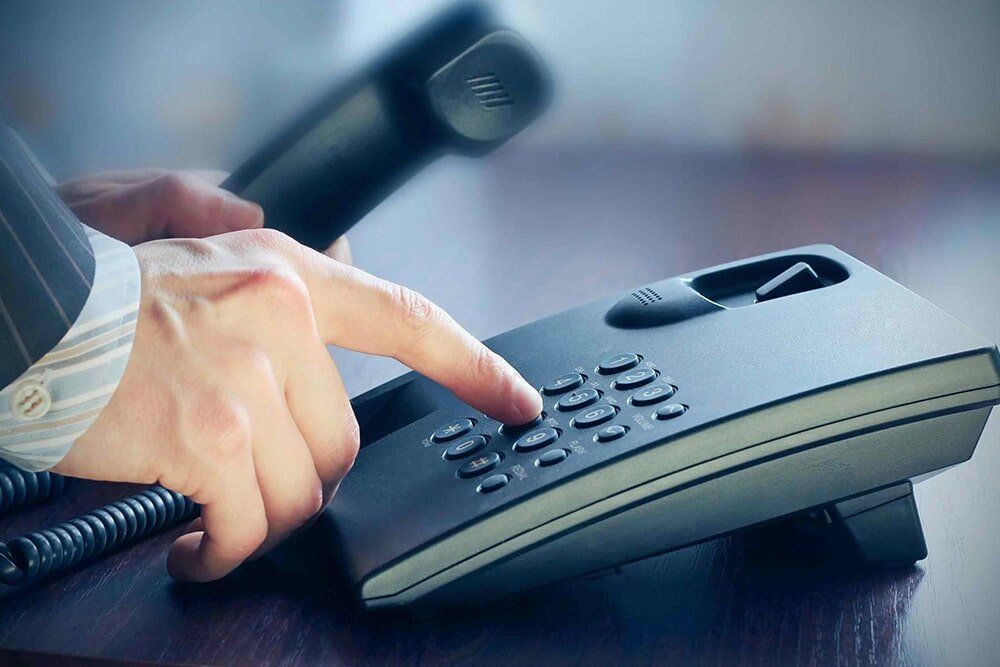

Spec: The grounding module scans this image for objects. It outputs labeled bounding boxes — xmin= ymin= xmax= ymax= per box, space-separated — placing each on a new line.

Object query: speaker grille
xmin=467 ymin=73 xmax=514 ymax=108
xmin=631 ymin=287 xmax=663 ymax=306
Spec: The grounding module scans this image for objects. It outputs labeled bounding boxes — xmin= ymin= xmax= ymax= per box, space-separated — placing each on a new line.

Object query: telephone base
xmin=829 ymin=481 xmax=928 ymax=567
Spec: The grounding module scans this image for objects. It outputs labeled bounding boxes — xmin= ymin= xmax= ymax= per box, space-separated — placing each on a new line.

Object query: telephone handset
xmin=0 ymin=1 xmax=550 ymax=589
xmin=219 ymin=1 xmax=550 ymax=250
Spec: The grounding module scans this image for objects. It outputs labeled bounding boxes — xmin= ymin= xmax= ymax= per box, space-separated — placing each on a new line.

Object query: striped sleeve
xmin=0 ymin=227 xmax=140 ymax=471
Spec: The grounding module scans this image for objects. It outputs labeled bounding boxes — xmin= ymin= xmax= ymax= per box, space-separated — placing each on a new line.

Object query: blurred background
xmin=1 ymin=2 xmax=999 ymax=663
xmin=2 ymin=0 xmax=999 ymax=170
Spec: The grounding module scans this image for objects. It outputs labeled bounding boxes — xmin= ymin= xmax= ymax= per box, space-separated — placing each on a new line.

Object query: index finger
xmin=293 ymin=247 xmax=542 ymax=426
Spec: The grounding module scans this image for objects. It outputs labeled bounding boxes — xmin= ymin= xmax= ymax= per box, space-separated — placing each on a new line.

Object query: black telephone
xmin=328 ymin=247 xmax=999 ymax=608
xmin=2 ymin=3 xmax=998 ymax=613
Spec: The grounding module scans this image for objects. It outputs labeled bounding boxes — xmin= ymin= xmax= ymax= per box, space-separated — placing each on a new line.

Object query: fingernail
xmin=511 ymin=376 xmax=543 ymax=423
xmin=223 ymin=196 xmax=264 ymax=229
xmin=247 ymin=202 xmax=265 ymax=227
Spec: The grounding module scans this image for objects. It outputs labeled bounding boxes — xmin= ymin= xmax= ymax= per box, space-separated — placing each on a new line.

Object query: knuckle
xmin=195 ymin=395 xmax=252 ymax=463
xmin=292 ymin=482 xmax=325 ymax=524
xmin=152 ymin=172 xmax=198 ymax=205
xmin=241 ymin=227 xmax=294 ymax=252
xmin=234 ymin=520 xmax=268 ymax=558
xmin=242 ymin=265 xmax=312 ymax=314
xmin=469 ymin=343 xmax=518 ymax=402
xmin=470 ymin=342 xmax=502 ymax=381
xmin=224 ymin=344 xmax=274 ymax=383
xmin=333 ymin=412 xmax=361 ymax=478
xmin=384 ymin=282 xmax=436 ymax=341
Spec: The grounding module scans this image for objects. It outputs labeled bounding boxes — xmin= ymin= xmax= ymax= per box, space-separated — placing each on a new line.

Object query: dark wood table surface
xmin=1 ymin=149 xmax=998 ymax=666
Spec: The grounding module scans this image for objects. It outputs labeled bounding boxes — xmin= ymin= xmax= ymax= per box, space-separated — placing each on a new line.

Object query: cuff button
xmin=11 ymin=378 xmax=52 ymax=421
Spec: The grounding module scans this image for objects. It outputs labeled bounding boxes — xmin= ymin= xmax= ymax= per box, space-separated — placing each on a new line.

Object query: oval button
xmin=477 ymin=473 xmax=510 ymax=494
xmin=542 ymin=373 xmax=586 ymax=395
xmin=499 ymin=413 xmax=544 ymax=437
xmin=595 ymin=424 xmax=628 ymax=443
xmin=443 ymin=435 xmax=488 ymax=460
xmin=556 ymin=388 xmax=600 ymax=412
xmin=598 ymin=353 xmax=641 ymax=375
xmin=571 ymin=404 xmax=617 ymax=428
xmin=654 ymin=403 xmax=687 ymax=420
xmin=630 ymin=383 xmax=676 ymax=406
xmin=432 ymin=418 xmax=475 ymax=443
xmin=536 ymin=448 xmax=569 ymax=467
xmin=513 ymin=427 xmax=560 ymax=453
xmin=612 ymin=367 xmax=657 ymax=390
xmin=458 ymin=452 xmax=502 ymax=478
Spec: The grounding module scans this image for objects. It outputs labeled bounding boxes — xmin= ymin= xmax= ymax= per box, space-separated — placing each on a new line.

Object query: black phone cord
xmin=0 ymin=463 xmax=197 ymax=587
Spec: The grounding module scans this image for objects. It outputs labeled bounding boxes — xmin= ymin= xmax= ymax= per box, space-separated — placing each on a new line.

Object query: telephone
xmin=328 ymin=247 xmax=1000 ymax=608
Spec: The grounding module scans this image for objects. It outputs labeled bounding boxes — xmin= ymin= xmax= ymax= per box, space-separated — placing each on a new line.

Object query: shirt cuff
xmin=0 ymin=226 xmax=140 ymax=471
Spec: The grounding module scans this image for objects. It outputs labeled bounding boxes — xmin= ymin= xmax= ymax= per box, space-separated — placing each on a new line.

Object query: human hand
xmin=54 ymin=229 xmax=542 ymax=582
xmin=58 ymin=169 xmax=353 ymax=262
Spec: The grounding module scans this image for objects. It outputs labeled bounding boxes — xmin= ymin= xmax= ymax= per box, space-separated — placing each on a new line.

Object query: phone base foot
xmin=828 ymin=481 xmax=928 ymax=566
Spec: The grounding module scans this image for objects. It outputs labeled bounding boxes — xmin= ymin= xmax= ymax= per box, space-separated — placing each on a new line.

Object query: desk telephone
xmin=1 ymin=3 xmax=997 ymax=610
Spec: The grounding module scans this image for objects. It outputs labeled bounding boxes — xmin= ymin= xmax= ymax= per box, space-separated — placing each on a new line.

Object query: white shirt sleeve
xmin=0 ymin=226 xmax=140 ymax=471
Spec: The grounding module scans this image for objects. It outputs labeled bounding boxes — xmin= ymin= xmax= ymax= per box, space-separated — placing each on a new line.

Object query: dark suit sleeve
xmin=0 ymin=124 xmax=140 ymax=471
xmin=0 ymin=123 xmax=96 ymax=388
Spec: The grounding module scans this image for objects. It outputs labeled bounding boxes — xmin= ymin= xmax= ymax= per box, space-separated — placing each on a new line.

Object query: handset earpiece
xmin=221 ymin=3 xmax=551 ymax=251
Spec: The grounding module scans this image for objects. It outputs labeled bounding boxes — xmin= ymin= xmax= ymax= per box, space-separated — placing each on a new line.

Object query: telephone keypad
xmin=629 ymin=383 xmax=676 ymax=406
xmin=513 ymin=427 xmax=560 ymax=452
xmin=570 ymin=403 xmax=617 ymax=428
xmin=432 ymin=418 xmax=475 ymax=443
xmin=441 ymin=352 xmax=685 ymax=492
xmin=556 ymin=388 xmax=601 ymax=411
xmin=541 ymin=373 xmax=586 ymax=395
xmin=458 ymin=452 xmax=502 ymax=478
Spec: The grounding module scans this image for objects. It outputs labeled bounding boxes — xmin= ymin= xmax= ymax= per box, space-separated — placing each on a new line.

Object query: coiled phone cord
xmin=0 ymin=462 xmax=197 ymax=587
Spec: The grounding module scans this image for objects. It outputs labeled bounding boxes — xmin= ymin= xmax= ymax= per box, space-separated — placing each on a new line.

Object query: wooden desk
xmin=2 ymin=150 xmax=998 ymax=665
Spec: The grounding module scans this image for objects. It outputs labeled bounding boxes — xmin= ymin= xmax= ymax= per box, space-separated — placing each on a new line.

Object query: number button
xmin=556 ymin=387 xmax=601 ymax=411
xmin=630 ymin=383 xmax=676 ymax=406
xmin=513 ymin=427 xmax=560 ymax=453
xmin=432 ymin=418 xmax=475 ymax=443
xmin=571 ymin=404 xmax=617 ymax=428
xmin=499 ymin=413 xmax=544 ymax=437
xmin=542 ymin=373 xmax=586 ymax=395
xmin=443 ymin=435 xmax=488 ymax=460
xmin=598 ymin=353 xmax=641 ymax=375
xmin=612 ymin=367 xmax=657 ymax=390
xmin=458 ymin=452 xmax=502 ymax=478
